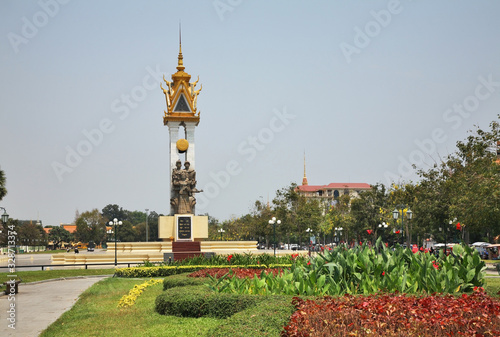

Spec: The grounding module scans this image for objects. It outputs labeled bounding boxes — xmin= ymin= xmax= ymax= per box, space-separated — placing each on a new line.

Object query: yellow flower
xmin=118 ymin=279 xmax=163 ymax=308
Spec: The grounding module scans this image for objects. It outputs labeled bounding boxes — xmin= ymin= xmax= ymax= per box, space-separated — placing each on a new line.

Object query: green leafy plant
xmin=207 ymin=238 xmax=486 ymax=296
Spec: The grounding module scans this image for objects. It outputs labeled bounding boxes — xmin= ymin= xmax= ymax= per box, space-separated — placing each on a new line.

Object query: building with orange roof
xmin=296 ymin=154 xmax=371 ymax=204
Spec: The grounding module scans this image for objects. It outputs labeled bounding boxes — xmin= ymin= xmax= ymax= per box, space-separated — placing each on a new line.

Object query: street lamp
xmin=306 ymin=227 xmax=313 ymax=256
xmin=109 ymin=218 xmax=122 ymax=266
xmin=145 ymin=209 xmax=149 ymax=242
xmin=378 ymin=222 xmax=388 ymax=242
xmin=269 ymin=217 xmax=281 ymax=257
xmin=442 ymin=217 xmax=456 ymax=255
xmin=0 ymin=207 xmax=9 ymax=224
xmin=393 ymin=206 xmax=413 ymax=247
xmin=218 ymin=228 xmax=225 ymax=241
xmin=334 ymin=227 xmax=343 ymax=246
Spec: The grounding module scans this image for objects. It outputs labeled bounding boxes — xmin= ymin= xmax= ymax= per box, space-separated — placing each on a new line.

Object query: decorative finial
xmin=302 ymin=150 xmax=308 ymax=186
xmin=177 ymin=21 xmax=184 ymax=71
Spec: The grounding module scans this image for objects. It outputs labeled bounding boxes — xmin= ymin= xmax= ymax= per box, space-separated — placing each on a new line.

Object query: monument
xmin=157 ymin=35 xmax=209 ymax=259
xmin=50 ymin=34 xmax=258 ymax=266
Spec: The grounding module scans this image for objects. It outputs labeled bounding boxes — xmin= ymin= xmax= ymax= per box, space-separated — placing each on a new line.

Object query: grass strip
xmin=40 ymin=277 xmax=221 ymax=337
xmin=0 ymin=268 xmax=115 ymax=292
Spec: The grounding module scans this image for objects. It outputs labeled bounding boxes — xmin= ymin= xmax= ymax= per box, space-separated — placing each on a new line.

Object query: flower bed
xmin=188 ymin=267 xmax=286 ymax=279
xmin=282 ymin=287 xmax=500 ymax=337
xmin=117 ymin=279 xmax=163 ymax=308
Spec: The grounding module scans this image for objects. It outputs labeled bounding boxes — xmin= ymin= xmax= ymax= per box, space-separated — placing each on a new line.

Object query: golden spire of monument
xmin=162 ymin=26 xmax=202 ymax=126
xmin=177 ymin=23 xmax=184 ymax=71
xmin=302 ymin=151 xmax=308 ymax=186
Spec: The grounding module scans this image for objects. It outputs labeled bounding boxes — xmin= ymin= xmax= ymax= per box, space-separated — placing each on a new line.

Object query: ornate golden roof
xmin=162 ymin=40 xmax=202 ymax=126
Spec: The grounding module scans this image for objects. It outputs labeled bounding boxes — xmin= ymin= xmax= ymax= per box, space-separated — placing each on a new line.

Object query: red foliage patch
xmin=282 ymin=288 xmax=500 ymax=337
xmin=187 ymin=267 xmax=285 ymax=279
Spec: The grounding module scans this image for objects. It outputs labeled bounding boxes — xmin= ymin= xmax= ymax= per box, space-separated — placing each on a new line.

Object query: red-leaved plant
xmin=282 ymin=287 xmax=500 ymax=337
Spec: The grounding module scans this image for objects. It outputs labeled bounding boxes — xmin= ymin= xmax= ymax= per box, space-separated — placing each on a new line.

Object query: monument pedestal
xmin=158 ymin=215 xmax=208 ymax=241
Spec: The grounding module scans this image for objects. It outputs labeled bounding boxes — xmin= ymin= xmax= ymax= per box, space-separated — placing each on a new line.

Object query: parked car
xmin=290 ymin=244 xmax=299 ymax=251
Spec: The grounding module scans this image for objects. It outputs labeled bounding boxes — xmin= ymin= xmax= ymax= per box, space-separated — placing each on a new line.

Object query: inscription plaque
xmin=177 ymin=216 xmax=192 ymax=240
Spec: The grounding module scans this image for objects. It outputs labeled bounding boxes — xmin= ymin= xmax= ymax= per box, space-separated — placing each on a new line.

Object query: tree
xmin=126 ymin=210 xmax=147 ymax=226
xmin=101 ymin=204 xmax=126 ymax=223
xmin=115 ymin=220 xmax=136 ymax=242
xmin=446 ymin=118 xmax=500 ymax=242
xmin=17 ymin=220 xmax=47 ymax=246
xmin=388 ymin=182 xmax=418 ymax=247
xmin=75 ymin=209 xmax=107 ymax=245
xmin=0 ymin=168 xmax=6 ymax=201
xmin=414 ymin=116 xmax=500 ymax=244
xmin=323 ymin=194 xmax=354 ymax=245
xmin=351 ymin=183 xmax=389 ymax=245
xmin=48 ymin=226 xmax=73 ymax=249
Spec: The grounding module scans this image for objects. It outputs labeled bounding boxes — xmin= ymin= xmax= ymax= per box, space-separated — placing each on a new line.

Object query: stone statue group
xmin=170 ymin=160 xmax=201 ymax=214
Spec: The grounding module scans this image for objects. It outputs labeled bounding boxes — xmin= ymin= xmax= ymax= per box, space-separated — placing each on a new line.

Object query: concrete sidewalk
xmin=0 ymin=276 xmax=110 ymax=337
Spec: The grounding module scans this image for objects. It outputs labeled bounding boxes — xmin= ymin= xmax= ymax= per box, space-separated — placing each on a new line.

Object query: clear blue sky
xmin=1 ymin=0 xmax=499 ymax=226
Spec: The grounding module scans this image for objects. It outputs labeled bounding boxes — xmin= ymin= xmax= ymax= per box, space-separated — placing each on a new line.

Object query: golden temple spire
xmin=302 ymin=150 xmax=308 ymax=186
xmin=177 ymin=22 xmax=184 ymax=71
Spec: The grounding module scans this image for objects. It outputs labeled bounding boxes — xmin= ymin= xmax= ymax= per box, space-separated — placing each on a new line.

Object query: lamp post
xmin=443 ymin=217 xmax=456 ymax=255
xmin=218 ymin=228 xmax=225 ymax=241
xmin=0 ymin=207 xmax=8 ymax=224
xmin=269 ymin=217 xmax=281 ymax=257
xmin=109 ymin=218 xmax=122 ymax=266
xmin=334 ymin=227 xmax=343 ymax=246
xmin=0 ymin=207 xmax=8 ymax=246
xmin=378 ymin=222 xmax=388 ymax=243
xmin=145 ymin=209 xmax=149 ymax=242
xmin=306 ymin=227 xmax=313 ymax=256
xmin=392 ymin=206 xmax=413 ymax=247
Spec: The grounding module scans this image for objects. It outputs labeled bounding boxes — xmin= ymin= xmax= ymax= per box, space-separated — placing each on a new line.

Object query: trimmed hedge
xmin=207 ymin=295 xmax=296 ymax=337
xmin=162 ymin=273 xmax=206 ymax=290
xmin=155 ymin=285 xmax=257 ymax=318
xmin=114 ymin=264 xmax=291 ymax=278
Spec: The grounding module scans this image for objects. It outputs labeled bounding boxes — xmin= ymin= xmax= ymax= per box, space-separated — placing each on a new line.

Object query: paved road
xmin=0 ymin=250 xmax=111 ymax=272
xmin=0 ymin=276 xmax=109 ymax=337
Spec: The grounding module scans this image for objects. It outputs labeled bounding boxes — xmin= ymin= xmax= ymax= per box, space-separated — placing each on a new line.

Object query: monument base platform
xmin=51 ymin=241 xmax=259 ymax=265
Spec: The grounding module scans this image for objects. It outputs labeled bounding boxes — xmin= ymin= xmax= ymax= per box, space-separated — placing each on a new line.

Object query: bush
xmin=207 ymin=295 xmax=295 ymax=337
xmin=135 ymin=252 xmax=299 ymax=267
xmin=155 ymin=285 xmax=210 ymax=317
xmin=155 ymin=285 xmax=257 ymax=318
xmin=115 ymin=264 xmax=288 ymax=278
xmin=162 ymin=273 xmax=206 ymax=290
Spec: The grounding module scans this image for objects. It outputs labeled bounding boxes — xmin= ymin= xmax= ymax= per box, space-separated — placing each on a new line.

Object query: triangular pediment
xmin=174 ymin=94 xmax=191 ymax=112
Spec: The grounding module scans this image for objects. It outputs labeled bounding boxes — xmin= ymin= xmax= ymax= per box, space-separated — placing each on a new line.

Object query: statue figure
xmin=170 ymin=160 xmax=202 ymax=215
xmin=170 ymin=160 xmax=183 ymax=212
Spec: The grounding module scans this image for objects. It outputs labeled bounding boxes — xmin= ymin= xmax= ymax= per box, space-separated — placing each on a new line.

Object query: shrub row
xmin=114 ymin=264 xmax=291 ymax=278
xmin=208 ymin=295 xmax=296 ymax=337
xmin=155 ymin=285 xmax=257 ymax=318
xmin=139 ymin=252 xmax=303 ymax=267
xmin=155 ymin=272 xmax=296 ymax=336
xmin=162 ymin=273 xmax=206 ymax=290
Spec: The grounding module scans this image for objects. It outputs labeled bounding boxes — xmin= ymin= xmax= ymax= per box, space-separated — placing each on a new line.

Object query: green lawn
xmin=40 ymin=277 xmax=222 ymax=337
